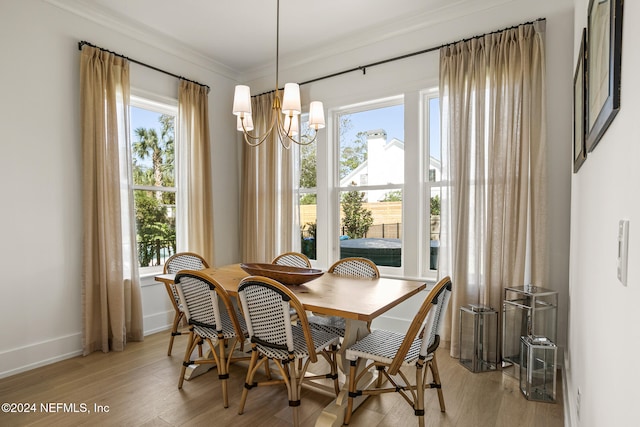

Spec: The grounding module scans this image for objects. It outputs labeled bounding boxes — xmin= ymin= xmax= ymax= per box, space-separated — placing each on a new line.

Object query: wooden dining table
xmin=155 ymin=263 xmax=427 ymax=427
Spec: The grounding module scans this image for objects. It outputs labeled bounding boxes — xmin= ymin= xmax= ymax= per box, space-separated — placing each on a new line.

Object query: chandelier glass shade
xmin=232 ymin=0 xmax=325 ymax=148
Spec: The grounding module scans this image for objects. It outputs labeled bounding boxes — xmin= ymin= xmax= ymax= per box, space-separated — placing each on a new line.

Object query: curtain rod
xmin=78 ymin=40 xmax=210 ymax=93
xmin=296 ymin=17 xmax=546 ymax=88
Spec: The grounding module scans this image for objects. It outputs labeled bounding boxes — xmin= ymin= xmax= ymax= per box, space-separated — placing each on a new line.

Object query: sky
xmin=341 ymin=104 xmax=404 ymax=145
xmin=340 ymin=100 xmax=440 ymax=161
xmin=130 ymin=106 xmax=167 ymax=168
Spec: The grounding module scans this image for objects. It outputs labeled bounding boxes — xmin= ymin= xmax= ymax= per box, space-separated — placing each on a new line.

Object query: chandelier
xmin=232 ymin=0 xmax=325 ymax=148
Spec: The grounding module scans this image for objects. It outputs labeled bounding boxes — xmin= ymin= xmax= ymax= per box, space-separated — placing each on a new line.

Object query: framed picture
xmin=574 ymin=28 xmax=587 ymax=173
xmin=585 ymin=0 xmax=623 ymax=152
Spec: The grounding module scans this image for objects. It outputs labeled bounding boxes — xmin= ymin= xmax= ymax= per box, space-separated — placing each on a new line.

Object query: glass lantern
xmin=503 ymin=285 xmax=558 ymax=377
xmin=519 ymin=335 xmax=557 ymax=402
xmin=459 ymin=304 xmax=498 ymax=372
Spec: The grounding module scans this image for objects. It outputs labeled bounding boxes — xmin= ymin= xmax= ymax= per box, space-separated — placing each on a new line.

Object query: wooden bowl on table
xmin=240 ymin=263 xmax=324 ymax=286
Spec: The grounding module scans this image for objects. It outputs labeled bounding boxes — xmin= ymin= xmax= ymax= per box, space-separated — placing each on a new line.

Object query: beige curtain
xmin=177 ymin=81 xmax=215 ymax=264
xmin=241 ymin=92 xmax=295 ymax=262
xmin=438 ymin=21 xmax=547 ymax=356
xmin=80 ymin=46 xmax=143 ymax=355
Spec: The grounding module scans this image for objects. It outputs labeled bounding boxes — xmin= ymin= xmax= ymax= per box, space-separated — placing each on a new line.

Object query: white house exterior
xmin=340 ymin=129 xmax=441 ymax=202
xmin=340 ymin=129 xmax=403 ymax=202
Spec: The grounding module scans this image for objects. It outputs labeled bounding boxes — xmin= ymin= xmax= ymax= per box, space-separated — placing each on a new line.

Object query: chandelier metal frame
xmin=232 ymin=0 xmax=325 ymax=148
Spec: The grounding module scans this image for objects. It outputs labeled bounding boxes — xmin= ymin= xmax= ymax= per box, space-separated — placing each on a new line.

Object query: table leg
xmin=316 ymin=319 xmax=377 ymax=427
xmin=182 ymin=355 xmax=215 ymax=380
xmin=183 ymin=338 xmax=251 ymax=380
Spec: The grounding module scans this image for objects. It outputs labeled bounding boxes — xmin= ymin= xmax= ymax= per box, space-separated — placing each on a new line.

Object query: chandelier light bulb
xmin=308 ymin=101 xmax=325 ymax=130
xmin=237 ymin=114 xmax=254 ymax=131
xmin=232 ymin=85 xmax=252 ymax=116
xmin=281 ymin=83 xmax=301 ymax=116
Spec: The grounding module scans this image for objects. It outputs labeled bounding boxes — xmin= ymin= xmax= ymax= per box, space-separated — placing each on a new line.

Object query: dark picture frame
xmin=574 ymin=28 xmax=587 ymax=173
xmin=585 ymin=0 xmax=623 ymax=152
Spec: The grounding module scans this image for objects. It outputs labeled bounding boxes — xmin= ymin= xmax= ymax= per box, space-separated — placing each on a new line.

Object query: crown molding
xmin=45 ymin=0 xmax=238 ymax=81
xmin=45 ymin=0 xmax=524 ymax=84
xmin=240 ymin=0 xmax=517 ymax=83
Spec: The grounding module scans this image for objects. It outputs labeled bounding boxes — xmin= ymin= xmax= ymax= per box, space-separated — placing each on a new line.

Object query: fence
xmin=137 ymin=239 xmax=175 ymax=267
xmin=341 ymin=222 xmax=402 ymax=239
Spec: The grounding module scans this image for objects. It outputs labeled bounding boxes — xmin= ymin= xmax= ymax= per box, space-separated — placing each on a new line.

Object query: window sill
xmin=139 ymin=266 xmax=164 ymax=287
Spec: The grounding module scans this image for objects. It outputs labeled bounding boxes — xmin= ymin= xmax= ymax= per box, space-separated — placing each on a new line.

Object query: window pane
xmin=298 ymin=115 xmax=317 ymax=260
xmin=429 ymin=187 xmax=441 ymax=271
xmin=130 ymin=107 xmax=175 ymax=187
xmin=133 ymin=189 xmax=176 ymax=267
xmin=299 ymin=193 xmax=317 ymax=260
xmin=130 ymin=103 xmax=177 ymax=268
xmin=339 ymin=188 xmax=402 ymax=267
xmin=426 ymin=95 xmax=441 ymax=272
xmin=339 ymin=104 xmax=404 ymax=185
xmin=429 ymin=97 xmax=441 ymax=182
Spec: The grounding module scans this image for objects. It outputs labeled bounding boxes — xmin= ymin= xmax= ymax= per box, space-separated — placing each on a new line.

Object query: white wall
xmin=0 ymin=0 xmax=240 ymax=378
xmin=247 ymin=0 xmax=574 ymax=356
xmin=567 ymin=1 xmax=640 ymax=426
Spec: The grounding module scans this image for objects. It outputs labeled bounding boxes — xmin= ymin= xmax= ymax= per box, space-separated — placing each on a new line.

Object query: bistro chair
xmin=272 ymin=251 xmax=313 ymax=322
xmin=174 ymin=270 xmax=247 ymax=408
xmin=343 ymin=276 xmax=452 ymax=426
xmin=272 ymin=251 xmax=312 ymax=268
xmin=163 ymin=252 xmax=209 ymax=356
xmin=237 ymin=276 xmax=341 ymax=426
xmin=328 ymin=257 xmax=380 ymax=278
xmin=308 ymin=257 xmax=380 ymax=337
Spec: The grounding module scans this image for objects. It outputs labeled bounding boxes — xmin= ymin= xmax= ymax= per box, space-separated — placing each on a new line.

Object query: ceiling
xmin=50 ymin=0 xmax=516 ymax=75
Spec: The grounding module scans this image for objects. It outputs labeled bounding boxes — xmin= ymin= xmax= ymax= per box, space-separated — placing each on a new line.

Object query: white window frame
xmin=331 ymin=96 xmax=405 ymax=277
xmin=422 ymin=89 xmax=441 ymax=280
xmin=302 ymin=88 xmax=441 ymax=280
xmin=130 ymin=91 xmax=178 ymax=276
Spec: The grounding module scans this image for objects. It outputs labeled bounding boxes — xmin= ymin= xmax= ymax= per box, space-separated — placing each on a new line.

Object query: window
xmin=297 ymin=114 xmax=318 ymax=260
xmin=336 ymin=99 xmax=404 ymax=268
xmin=425 ymin=94 xmax=441 ymax=271
xmin=295 ymin=90 xmax=441 ymax=278
xmin=130 ymin=95 xmax=178 ymax=270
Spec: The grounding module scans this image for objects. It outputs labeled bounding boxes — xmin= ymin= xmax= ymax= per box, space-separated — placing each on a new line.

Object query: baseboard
xmin=0 ymin=333 xmax=82 ymax=379
xmin=563 ymin=352 xmax=574 ymax=427
xmin=143 ymin=310 xmax=173 ymax=336
xmin=0 ymin=309 xmax=173 ymax=380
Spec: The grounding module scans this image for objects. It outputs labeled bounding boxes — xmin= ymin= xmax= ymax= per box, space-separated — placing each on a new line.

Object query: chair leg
xmin=287 ymin=357 xmax=300 ymax=427
xmin=218 ymin=336 xmax=229 ymax=408
xmin=168 ymin=310 xmax=184 ymax=356
xmin=344 ymin=360 xmax=358 ymax=425
xmin=178 ymin=330 xmax=197 ymax=389
xmin=330 ymin=346 xmax=340 ymax=396
xmin=375 ymin=365 xmax=385 ymax=388
xmin=238 ymin=347 xmax=260 ymax=415
xmin=197 ymin=337 xmax=204 ymax=358
xmin=415 ymin=359 xmax=425 ymax=427
xmin=429 ymin=354 xmax=446 ymax=412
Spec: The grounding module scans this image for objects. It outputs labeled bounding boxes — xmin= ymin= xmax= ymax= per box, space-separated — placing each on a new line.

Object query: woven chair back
xmin=388 ymin=276 xmax=452 ymax=374
xmin=164 ymin=252 xmax=210 ymax=303
xmin=418 ymin=278 xmax=452 ymax=356
xmin=175 ymin=273 xmax=220 ymax=331
xmin=272 ymin=252 xmax=312 ymax=268
xmin=238 ymin=278 xmax=295 ymax=352
xmin=164 ymin=252 xmax=209 ymax=274
xmin=174 ymin=270 xmax=243 ymax=338
xmin=328 ymin=257 xmax=380 ymax=278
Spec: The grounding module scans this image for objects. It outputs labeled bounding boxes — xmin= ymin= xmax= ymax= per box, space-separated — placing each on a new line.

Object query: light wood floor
xmin=0 ymin=331 xmax=564 ymax=426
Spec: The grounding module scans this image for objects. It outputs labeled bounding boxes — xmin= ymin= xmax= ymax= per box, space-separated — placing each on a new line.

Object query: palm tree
xmin=132 ymin=114 xmax=175 ymax=200
xmin=133 ymin=128 xmax=163 ymax=190
xmin=131 ymin=114 xmax=176 ymax=266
